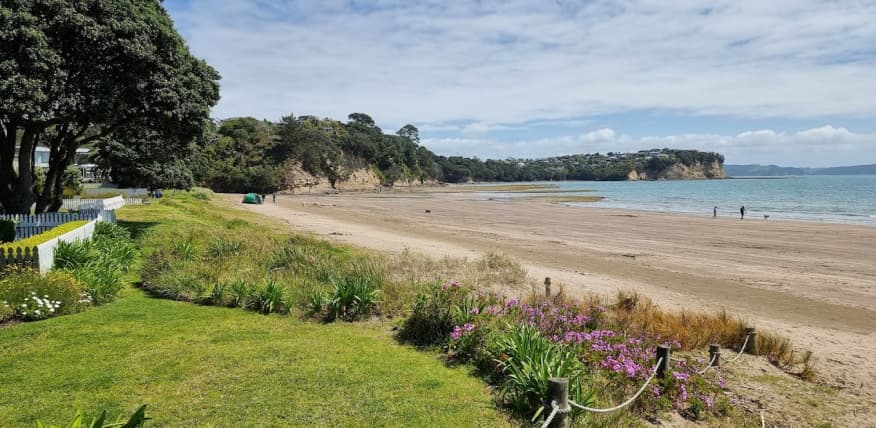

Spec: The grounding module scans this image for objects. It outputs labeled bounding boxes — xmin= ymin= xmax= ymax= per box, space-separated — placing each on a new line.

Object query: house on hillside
xmin=17 ymin=146 xmax=97 ymax=182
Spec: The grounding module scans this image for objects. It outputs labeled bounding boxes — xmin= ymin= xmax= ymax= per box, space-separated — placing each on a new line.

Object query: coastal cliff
xmin=630 ymin=159 xmax=726 ymax=180
xmin=281 ymin=156 xmax=382 ymax=192
xmin=281 ymin=155 xmax=438 ymax=192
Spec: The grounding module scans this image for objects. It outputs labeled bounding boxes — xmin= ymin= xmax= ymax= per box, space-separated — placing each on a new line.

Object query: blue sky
xmin=165 ymin=0 xmax=876 ymax=167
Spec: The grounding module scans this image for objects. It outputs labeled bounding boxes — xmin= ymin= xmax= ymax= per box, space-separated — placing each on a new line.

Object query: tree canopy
xmin=0 ymin=0 xmax=219 ymax=213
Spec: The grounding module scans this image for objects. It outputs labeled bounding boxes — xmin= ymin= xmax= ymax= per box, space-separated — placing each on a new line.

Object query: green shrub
xmin=73 ymin=263 xmax=124 ymax=305
xmin=0 ymin=220 xmax=15 ymax=243
xmin=172 ymin=240 xmax=198 ymax=261
xmin=228 ymin=278 xmax=253 ymax=308
xmin=208 ymin=237 xmax=243 ymax=258
xmin=94 ymin=222 xmax=132 ymax=242
xmin=492 ymin=324 xmax=591 ymax=419
xmin=190 ymin=189 xmax=211 ymax=200
xmin=325 ymin=269 xmax=382 ymax=322
xmin=36 ymin=404 xmax=149 ymax=428
xmin=53 ymin=222 xmax=136 ymax=305
xmin=1 ymin=221 xmax=89 ymax=250
xmin=0 ymin=266 xmax=86 ymax=321
xmin=208 ymin=282 xmax=227 ymax=306
xmin=164 ymin=270 xmax=204 ymax=301
xmin=399 ymin=282 xmax=469 ymax=345
xmin=53 ymin=240 xmax=94 ymax=271
xmin=0 ymin=299 xmax=12 ymax=322
xmin=248 ymin=279 xmax=288 ymax=314
xmin=304 ymin=287 xmax=327 ymax=317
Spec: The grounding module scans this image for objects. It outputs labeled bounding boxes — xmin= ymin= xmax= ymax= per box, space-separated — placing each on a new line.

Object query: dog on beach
xmin=763 ymin=214 xmax=770 ymax=220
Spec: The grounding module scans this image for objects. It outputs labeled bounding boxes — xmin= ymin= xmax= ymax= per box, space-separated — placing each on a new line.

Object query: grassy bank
xmin=0 ymin=193 xmax=511 ymax=426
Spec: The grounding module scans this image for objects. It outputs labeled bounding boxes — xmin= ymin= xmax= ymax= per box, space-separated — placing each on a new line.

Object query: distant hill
xmin=725 ymin=164 xmax=876 ymax=176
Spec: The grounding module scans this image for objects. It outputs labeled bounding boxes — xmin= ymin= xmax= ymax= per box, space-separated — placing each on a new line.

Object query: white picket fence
xmin=61 ymin=197 xmax=142 ymax=211
xmin=0 ymin=209 xmax=117 ymax=273
xmin=1 ymin=196 xmax=126 ymax=241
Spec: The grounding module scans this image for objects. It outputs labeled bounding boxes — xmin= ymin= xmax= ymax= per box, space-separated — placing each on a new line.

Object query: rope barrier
xmin=540 ymin=400 xmax=570 ymax=428
xmin=696 ymin=353 xmax=719 ymax=375
xmin=723 ymin=333 xmax=751 ymax=364
xmin=567 ymin=357 xmax=663 ymax=414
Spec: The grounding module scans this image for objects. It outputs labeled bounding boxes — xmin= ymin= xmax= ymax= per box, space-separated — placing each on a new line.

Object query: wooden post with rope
xmin=709 ymin=344 xmax=721 ymax=367
xmin=744 ymin=327 xmax=759 ymax=355
xmin=546 ymin=378 xmax=570 ymax=428
xmin=656 ymin=345 xmax=671 ymax=379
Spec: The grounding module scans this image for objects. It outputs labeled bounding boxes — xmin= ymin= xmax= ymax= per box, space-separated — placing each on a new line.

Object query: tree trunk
xmin=0 ymin=126 xmax=38 ymax=214
xmin=36 ymin=133 xmax=77 ymax=213
xmin=0 ymin=123 xmax=18 ymax=213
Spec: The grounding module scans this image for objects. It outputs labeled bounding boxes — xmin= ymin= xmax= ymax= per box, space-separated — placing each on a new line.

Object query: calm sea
xmin=479 ymin=175 xmax=876 ymax=226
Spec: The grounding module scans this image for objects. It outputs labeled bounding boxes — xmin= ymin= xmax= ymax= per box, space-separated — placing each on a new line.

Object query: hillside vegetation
xmin=98 ymin=113 xmax=726 ymax=192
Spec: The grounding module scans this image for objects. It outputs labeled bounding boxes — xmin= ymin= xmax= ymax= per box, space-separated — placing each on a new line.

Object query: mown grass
xmin=0 ymin=289 xmax=510 ymax=426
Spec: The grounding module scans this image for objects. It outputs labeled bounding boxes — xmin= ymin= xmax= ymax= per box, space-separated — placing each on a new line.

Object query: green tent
xmin=242 ymin=193 xmax=262 ymax=204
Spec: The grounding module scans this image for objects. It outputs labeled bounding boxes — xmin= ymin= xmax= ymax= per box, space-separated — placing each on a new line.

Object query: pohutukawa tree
xmin=0 ymin=0 xmax=220 ymax=213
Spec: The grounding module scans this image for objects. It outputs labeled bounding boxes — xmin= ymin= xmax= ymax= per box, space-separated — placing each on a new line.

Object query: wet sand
xmin=229 ymin=191 xmax=876 ymax=402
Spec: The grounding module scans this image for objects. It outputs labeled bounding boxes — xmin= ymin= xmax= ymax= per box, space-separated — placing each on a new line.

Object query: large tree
xmin=0 ymin=0 xmax=220 ymax=213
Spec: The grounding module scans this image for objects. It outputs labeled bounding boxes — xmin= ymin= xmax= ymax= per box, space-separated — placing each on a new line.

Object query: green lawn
xmin=0 ymin=194 xmax=511 ymax=427
xmin=0 ymin=288 xmax=509 ymax=427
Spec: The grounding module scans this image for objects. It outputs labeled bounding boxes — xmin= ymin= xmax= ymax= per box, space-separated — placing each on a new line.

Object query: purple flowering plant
xmin=405 ymin=281 xmax=728 ymax=420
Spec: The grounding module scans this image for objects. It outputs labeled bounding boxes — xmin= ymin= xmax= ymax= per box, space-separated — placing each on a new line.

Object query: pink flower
xmin=450 ymin=326 xmax=463 ymax=340
xmin=700 ymin=394 xmax=714 ymax=409
xmin=672 ymin=371 xmax=690 ymax=382
xmin=469 ymin=307 xmax=480 ymax=315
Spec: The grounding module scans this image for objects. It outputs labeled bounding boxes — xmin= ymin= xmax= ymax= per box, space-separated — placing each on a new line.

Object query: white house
xmin=19 ymin=146 xmax=96 ymax=181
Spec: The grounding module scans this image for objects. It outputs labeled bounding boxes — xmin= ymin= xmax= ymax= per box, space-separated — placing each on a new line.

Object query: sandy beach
xmin=231 ymin=191 xmax=876 ymax=403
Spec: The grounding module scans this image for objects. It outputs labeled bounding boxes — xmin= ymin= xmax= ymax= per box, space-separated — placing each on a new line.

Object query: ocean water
xmin=479 ymin=175 xmax=876 ymax=226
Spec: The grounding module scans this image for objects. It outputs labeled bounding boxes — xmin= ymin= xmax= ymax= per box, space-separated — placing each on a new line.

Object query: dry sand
xmin=229 ymin=191 xmax=876 ymax=408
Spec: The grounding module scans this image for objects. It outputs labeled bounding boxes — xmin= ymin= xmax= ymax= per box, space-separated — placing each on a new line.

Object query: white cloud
xmin=422 ymin=126 xmax=876 ymax=167
xmin=171 ymin=0 xmax=876 ymax=125
xmin=168 ymin=1 xmax=876 ymax=165
xmin=580 ymin=128 xmax=616 ymax=143
xmin=461 ymin=122 xmax=493 ymax=136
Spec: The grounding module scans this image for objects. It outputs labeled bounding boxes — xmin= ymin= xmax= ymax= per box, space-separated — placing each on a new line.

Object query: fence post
xmin=744 ymin=327 xmax=759 ymax=355
xmin=546 ymin=378 xmax=570 ymax=428
xmin=544 ymin=277 xmax=552 ymax=298
xmin=708 ymin=344 xmax=721 ymax=367
xmin=656 ymin=345 xmax=671 ymax=378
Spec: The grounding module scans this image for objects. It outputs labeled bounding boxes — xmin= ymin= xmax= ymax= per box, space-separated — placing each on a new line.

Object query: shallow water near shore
xmin=476 ymin=175 xmax=876 ymax=226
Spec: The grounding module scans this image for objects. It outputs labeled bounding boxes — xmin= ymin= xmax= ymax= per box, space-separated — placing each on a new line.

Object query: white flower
xmin=21 ymin=303 xmax=27 ymax=308
xmin=35 ymin=310 xmax=40 ymax=315
xmin=43 ymin=295 xmax=49 ymax=299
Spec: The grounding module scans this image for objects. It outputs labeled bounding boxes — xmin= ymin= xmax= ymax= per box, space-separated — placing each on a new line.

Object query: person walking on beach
xmin=713 ymin=206 xmax=718 ymax=219
xmin=272 ymin=193 xmax=276 ymax=204
xmin=740 ymin=205 xmax=746 ymax=220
